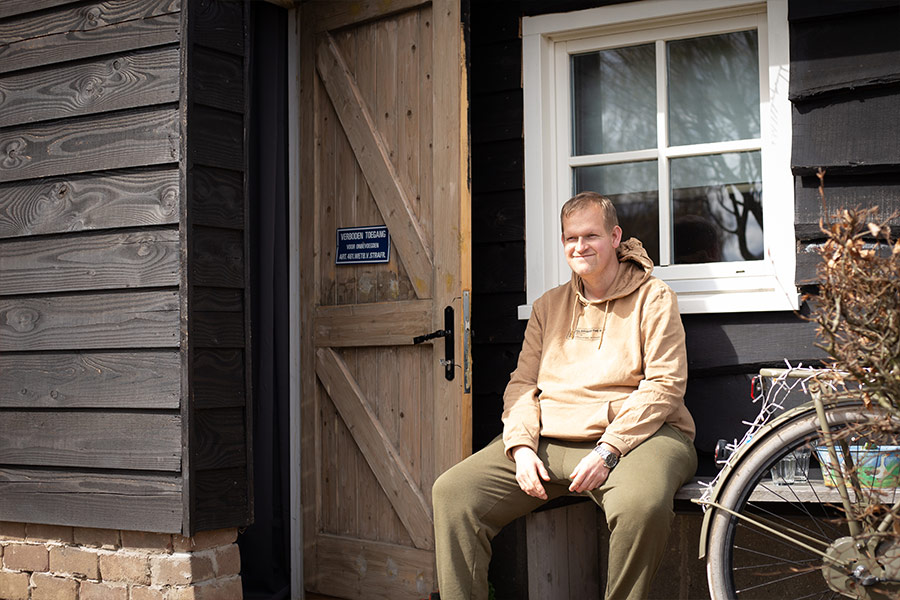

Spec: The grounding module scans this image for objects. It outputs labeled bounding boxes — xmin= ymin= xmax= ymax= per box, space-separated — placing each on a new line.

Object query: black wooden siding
xmin=0 ymin=0 xmax=252 ymax=535
xmin=790 ymin=0 xmax=900 ymax=285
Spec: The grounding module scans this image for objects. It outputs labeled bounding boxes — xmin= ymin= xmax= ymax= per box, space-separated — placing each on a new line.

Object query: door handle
xmin=413 ymin=306 xmax=455 ymax=381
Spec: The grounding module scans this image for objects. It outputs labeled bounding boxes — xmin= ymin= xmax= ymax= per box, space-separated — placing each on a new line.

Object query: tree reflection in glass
xmin=572 ymin=43 xmax=656 ymax=155
xmin=668 ymin=30 xmax=760 ymax=146
xmin=671 ymin=152 xmax=763 ymax=264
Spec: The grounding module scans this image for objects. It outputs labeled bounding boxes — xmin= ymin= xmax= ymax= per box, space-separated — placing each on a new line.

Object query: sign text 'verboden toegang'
xmin=335 ymin=226 xmax=391 ymax=264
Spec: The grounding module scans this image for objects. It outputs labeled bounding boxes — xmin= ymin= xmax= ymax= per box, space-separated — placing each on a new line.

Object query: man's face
xmin=561 ymin=205 xmax=622 ymax=282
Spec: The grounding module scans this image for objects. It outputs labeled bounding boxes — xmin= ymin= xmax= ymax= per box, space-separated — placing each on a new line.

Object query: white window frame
xmin=521 ymin=0 xmax=796 ymax=318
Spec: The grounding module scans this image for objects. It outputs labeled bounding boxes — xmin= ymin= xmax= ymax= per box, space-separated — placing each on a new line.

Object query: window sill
xmin=517 ymin=285 xmax=799 ymax=319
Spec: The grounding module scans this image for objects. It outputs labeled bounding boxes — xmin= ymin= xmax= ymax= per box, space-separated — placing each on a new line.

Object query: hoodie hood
xmin=570 ymin=237 xmax=654 ymax=303
xmin=566 ymin=238 xmax=654 ymax=346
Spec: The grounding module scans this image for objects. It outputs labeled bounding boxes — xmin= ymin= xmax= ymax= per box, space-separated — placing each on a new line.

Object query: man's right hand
xmin=512 ymin=445 xmax=551 ymax=500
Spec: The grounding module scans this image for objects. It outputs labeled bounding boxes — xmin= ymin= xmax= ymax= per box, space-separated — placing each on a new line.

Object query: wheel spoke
xmin=731 ymin=542 xmax=820 ymax=569
xmin=735 ymin=564 xmax=821 ymax=594
xmin=732 ymin=556 xmax=819 ymax=571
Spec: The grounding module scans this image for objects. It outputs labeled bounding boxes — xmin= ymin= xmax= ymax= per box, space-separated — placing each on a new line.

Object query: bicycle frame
xmin=697 ymin=368 xmax=900 ymax=562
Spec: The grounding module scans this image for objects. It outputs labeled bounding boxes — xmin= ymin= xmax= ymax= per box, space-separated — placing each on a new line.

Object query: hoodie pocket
xmin=607 ymin=399 xmax=623 ymax=425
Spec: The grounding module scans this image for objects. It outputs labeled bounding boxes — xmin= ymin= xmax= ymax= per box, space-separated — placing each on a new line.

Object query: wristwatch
xmin=592 ymin=445 xmax=619 ymax=469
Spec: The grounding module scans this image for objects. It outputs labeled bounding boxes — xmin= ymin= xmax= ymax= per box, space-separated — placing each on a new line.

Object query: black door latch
xmin=413 ymin=306 xmax=455 ymax=381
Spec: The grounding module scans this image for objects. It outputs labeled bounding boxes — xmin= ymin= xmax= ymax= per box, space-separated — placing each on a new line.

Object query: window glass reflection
xmin=668 ymin=30 xmax=760 ymax=146
xmin=574 ymin=161 xmax=660 ymax=265
xmin=572 ymin=44 xmax=656 ymax=155
xmin=671 ymin=152 xmax=763 ymax=264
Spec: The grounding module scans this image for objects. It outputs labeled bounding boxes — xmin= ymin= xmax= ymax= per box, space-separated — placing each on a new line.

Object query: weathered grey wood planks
xmin=0 ymin=411 xmax=181 ymax=470
xmin=0 ymin=290 xmax=179 ymax=351
xmin=0 ymin=228 xmax=179 ymax=294
xmin=0 ymin=467 xmax=182 ymax=533
xmin=0 ymin=11 xmax=181 ymax=75
xmin=0 ymin=46 xmax=180 ymax=127
xmin=0 ymin=168 xmax=180 ymax=238
xmin=0 ymin=0 xmax=83 ymax=21
xmin=0 ymin=351 xmax=180 ymax=409
xmin=0 ymin=0 xmax=252 ymax=536
xmin=0 ymin=108 xmax=180 ymax=183
xmin=0 ymin=0 xmax=180 ymax=45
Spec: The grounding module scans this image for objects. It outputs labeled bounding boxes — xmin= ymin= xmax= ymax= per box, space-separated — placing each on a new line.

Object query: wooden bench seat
xmin=524 ymin=476 xmax=864 ymax=599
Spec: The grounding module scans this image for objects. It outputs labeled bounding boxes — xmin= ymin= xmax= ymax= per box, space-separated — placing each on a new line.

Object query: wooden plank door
xmin=297 ymin=1 xmax=470 ymax=598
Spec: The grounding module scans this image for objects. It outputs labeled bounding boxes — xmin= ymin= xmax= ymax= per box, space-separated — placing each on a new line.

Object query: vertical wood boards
xmin=300 ymin=1 xmax=470 ymax=597
xmin=0 ymin=0 xmax=251 ymax=535
xmin=526 ymin=502 xmax=601 ymax=600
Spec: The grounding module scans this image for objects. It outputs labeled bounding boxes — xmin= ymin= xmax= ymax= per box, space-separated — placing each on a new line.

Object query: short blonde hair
xmin=560 ymin=191 xmax=619 ymax=234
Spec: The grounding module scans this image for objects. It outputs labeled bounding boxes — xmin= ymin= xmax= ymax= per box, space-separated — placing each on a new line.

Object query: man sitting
xmin=432 ymin=191 xmax=696 ymax=599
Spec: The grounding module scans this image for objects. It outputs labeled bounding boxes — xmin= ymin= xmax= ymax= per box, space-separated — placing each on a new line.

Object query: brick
xmin=130 ymin=585 xmax=168 ymax=600
xmin=167 ymin=576 xmax=243 ymax=600
xmin=212 ymin=544 xmax=240 ymax=577
xmin=0 ymin=571 xmax=29 ymax=600
xmin=51 ymin=545 xmax=100 ymax=579
xmin=26 ymin=524 xmax=74 ymax=544
xmin=120 ymin=532 xmax=172 ymax=552
xmin=32 ymin=572 xmax=78 ymax=600
xmin=98 ymin=552 xmax=150 ymax=586
xmin=4 ymin=542 xmax=49 ymax=572
xmin=151 ymin=552 xmax=215 ymax=586
xmin=171 ymin=529 xmax=237 ymax=553
xmin=74 ymin=528 xmax=120 ymax=550
xmin=79 ymin=580 xmax=128 ymax=600
xmin=0 ymin=521 xmax=26 ymax=541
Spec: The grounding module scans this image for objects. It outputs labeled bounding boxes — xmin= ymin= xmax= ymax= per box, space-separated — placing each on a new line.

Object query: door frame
xmin=287 ymin=5 xmax=303 ymax=599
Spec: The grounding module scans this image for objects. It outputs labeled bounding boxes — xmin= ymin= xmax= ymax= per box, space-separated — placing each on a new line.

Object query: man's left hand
xmin=568 ymin=444 xmax=618 ymax=493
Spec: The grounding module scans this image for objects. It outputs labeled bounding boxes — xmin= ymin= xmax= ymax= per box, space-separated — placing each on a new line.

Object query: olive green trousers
xmin=432 ymin=424 xmax=697 ymax=600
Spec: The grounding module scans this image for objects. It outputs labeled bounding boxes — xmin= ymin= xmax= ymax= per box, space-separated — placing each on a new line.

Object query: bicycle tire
xmin=706 ymin=403 xmax=900 ymax=600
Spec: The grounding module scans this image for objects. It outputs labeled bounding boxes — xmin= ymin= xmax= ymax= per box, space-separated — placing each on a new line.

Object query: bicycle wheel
xmin=706 ymin=403 xmax=900 ymax=600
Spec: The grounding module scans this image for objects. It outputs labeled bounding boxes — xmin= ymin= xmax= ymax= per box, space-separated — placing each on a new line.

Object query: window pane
xmin=667 ymin=30 xmax=760 ymax=146
xmin=671 ymin=152 xmax=763 ymax=264
xmin=572 ymin=44 xmax=656 ymax=155
xmin=574 ymin=161 xmax=659 ymax=265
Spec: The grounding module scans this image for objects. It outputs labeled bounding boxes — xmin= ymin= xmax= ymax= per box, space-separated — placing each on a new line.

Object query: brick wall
xmin=0 ymin=523 xmax=241 ymax=600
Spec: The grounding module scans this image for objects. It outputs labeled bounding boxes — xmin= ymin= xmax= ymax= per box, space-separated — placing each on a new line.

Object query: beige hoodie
xmin=501 ymin=238 xmax=695 ymax=458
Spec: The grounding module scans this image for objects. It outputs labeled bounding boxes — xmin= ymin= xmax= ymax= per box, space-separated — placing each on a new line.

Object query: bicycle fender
xmin=696 ymin=400 xmax=824 ymax=560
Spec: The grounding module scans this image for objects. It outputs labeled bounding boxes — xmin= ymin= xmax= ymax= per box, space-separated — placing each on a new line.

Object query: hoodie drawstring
xmin=568 ymin=293 xmax=612 ymax=347
xmin=598 ymin=300 xmax=610 ymax=348
xmin=568 ymin=295 xmax=584 ymax=340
